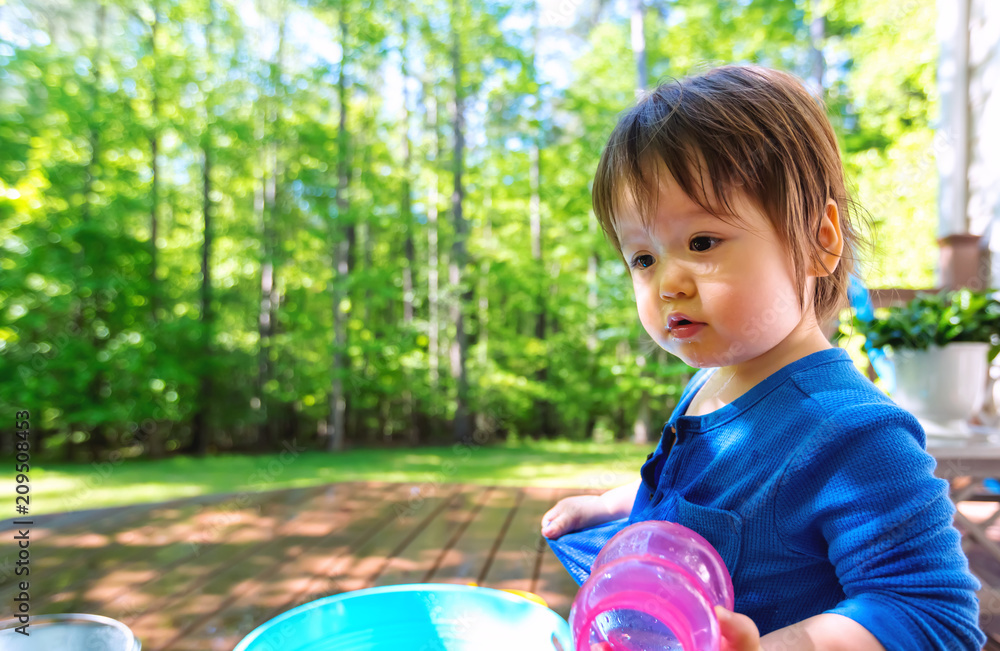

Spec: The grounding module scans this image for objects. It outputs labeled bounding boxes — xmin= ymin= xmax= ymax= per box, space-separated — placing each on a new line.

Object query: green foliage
xmin=845 ymin=289 xmax=1000 ymax=359
xmin=0 ymin=0 xmax=943 ymax=460
xmin=831 ymin=0 xmax=939 ymax=287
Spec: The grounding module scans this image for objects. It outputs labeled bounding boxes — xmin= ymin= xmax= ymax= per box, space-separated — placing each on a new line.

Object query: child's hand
xmin=540 ymin=495 xmax=609 ymax=539
xmin=585 ymin=609 xmax=758 ymax=651
xmin=715 ymin=605 xmax=761 ymax=651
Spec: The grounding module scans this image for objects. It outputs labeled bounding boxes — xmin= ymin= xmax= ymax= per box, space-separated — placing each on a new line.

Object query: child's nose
xmin=658 ymin=262 xmax=694 ymax=300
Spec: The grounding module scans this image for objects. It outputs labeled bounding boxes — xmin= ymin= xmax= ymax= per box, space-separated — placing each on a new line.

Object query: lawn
xmin=11 ymin=439 xmax=651 ymax=516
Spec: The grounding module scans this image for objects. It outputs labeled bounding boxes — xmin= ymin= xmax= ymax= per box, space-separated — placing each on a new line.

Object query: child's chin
xmin=665 ymin=349 xmax=726 ymax=369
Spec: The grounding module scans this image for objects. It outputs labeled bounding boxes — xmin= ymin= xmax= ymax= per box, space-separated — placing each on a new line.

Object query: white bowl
xmin=0 ymin=613 xmax=141 ymax=650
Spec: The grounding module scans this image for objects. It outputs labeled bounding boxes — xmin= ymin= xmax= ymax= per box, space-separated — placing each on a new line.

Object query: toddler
xmin=542 ymin=65 xmax=985 ymax=651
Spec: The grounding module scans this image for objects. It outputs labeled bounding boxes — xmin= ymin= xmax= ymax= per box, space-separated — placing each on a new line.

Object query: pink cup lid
xmin=591 ymin=520 xmax=734 ymax=610
xmin=570 ymin=521 xmax=735 ymax=651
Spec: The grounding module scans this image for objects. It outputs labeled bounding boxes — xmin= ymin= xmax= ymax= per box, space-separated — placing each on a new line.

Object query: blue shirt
xmin=548 ymin=347 xmax=985 ymax=650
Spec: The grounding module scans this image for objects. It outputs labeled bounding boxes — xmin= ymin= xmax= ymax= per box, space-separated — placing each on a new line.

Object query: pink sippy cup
xmin=568 ymin=520 xmax=734 ymax=651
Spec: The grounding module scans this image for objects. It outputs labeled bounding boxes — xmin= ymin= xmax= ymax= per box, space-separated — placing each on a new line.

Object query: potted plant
xmin=845 ymin=288 xmax=1000 ymax=427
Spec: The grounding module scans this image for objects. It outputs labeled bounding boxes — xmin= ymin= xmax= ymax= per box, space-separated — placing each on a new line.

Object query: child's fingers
xmin=541 ymin=505 xmax=560 ymax=527
xmin=541 ymin=503 xmax=566 ymax=528
xmin=541 ymin=513 xmax=570 ymax=538
xmin=715 ymin=606 xmax=760 ymax=651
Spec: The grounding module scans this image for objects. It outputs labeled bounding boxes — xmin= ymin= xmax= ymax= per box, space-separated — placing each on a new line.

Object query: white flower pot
xmin=887 ymin=342 xmax=991 ymax=426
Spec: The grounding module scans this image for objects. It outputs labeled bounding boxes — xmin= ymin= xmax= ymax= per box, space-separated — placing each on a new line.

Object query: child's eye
xmin=690 ymin=236 xmax=721 ymax=252
xmin=630 ymin=254 xmax=654 ymax=269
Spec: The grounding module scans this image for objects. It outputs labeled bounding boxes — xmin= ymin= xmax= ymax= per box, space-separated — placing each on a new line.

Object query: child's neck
xmin=689 ymin=324 xmax=834 ymax=416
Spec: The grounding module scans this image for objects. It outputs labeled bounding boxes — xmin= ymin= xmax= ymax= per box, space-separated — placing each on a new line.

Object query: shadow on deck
xmin=2 ymin=481 xmax=997 ymax=649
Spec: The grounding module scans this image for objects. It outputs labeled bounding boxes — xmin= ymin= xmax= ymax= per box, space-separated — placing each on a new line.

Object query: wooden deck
xmin=3 ymin=481 xmax=999 ymax=649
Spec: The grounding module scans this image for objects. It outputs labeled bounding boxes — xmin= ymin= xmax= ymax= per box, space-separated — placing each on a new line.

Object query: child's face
xmin=615 ymin=166 xmax=815 ymax=370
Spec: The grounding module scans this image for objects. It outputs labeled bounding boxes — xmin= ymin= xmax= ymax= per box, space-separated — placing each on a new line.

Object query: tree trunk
xmin=149 ymin=2 xmax=160 ymax=322
xmin=587 ymin=218 xmax=598 ymax=356
xmin=191 ymin=143 xmax=213 ymax=457
xmin=615 ymin=339 xmax=629 ymax=441
xmin=257 ymin=9 xmax=287 ymax=451
xmin=258 ymin=231 xmax=274 ymax=449
xmin=400 ymin=15 xmax=419 ymax=444
xmin=449 ymin=0 xmax=473 ymax=444
xmin=530 ymin=138 xmax=552 ymax=438
xmin=633 ymin=371 xmax=650 ymax=444
xmin=361 ymin=141 xmax=373 ymax=317
xmin=427 ymin=86 xmax=441 ymax=393
xmin=529 ymin=4 xmax=552 ymax=438
xmin=586 ymin=221 xmax=599 ymax=444
xmin=327 ymin=6 xmax=351 ymax=452
xmin=72 ymin=2 xmax=109 ymax=462
xmin=141 ymin=2 xmax=165 ymax=454
xmin=252 ymin=52 xmax=267 ymax=447
xmin=190 ymin=1 xmax=215 ymax=457
xmin=357 ymin=140 xmax=373 ymax=438
xmin=478 ymin=188 xmax=491 ymax=368
xmin=616 ymin=404 xmax=627 ymax=442
xmin=629 ymin=0 xmax=652 ymax=444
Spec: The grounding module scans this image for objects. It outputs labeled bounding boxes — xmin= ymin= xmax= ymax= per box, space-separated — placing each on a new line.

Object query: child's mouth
xmin=667 ymin=320 xmax=705 ymax=339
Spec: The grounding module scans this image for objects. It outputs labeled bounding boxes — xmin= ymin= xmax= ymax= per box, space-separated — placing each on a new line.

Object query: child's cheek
xmin=637 ymin=304 xmax=666 ymax=344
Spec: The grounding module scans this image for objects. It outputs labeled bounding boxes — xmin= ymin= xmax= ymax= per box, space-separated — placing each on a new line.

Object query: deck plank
xmin=163 ymin=482 xmax=464 ymax=650
xmin=0 ymin=491 xmax=240 ymax=591
xmin=480 ymin=486 xmax=558 ymax=595
xmin=311 ymin=483 xmax=462 ymax=595
xmin=20 ymin=481 xmax=1000 ymax=650
xmin=427 ymin=487 xmax=520 ymax=585
xmin=149 ymin=484 xmax=422 ymax=651
xmin=116 ymin=483 xmax=355 ymax=648
xmin=372 ymin=484 xmax=493 ymax=588
xmin=27 ymin=486 xmax=325 ymax=612
xmin=49 ymin=484 xmax=339 ymax=625
xmin=161 ymin=482 xmax=413 ymax=651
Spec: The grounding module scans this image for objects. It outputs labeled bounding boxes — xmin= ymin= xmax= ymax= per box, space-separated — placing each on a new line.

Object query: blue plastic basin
xmin=233 ymin=583 xmax=571 ymax=651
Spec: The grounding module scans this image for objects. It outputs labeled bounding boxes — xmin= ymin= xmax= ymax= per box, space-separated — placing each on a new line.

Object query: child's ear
xmin=810 ymin=199 xmax=843 ymax=278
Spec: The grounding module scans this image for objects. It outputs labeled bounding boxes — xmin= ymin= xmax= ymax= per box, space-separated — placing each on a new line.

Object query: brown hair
xmin=592 ymin=65 xmax=870 ymax=324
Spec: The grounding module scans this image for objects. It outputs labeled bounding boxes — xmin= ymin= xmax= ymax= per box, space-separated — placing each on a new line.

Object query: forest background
xmin=0 ymin=0 xmax=939 ymax=462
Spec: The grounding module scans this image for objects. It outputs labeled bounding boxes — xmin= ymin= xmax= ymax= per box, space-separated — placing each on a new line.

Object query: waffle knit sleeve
xmin=774 ymin=403 xmax=986 ymax=651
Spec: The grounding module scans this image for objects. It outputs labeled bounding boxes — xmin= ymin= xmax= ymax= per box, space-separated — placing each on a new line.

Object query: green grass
xmin=9 ymin=439 xmax=651 ymax=516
